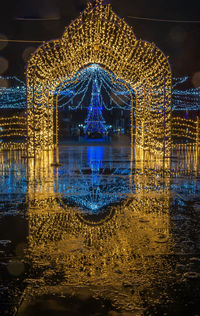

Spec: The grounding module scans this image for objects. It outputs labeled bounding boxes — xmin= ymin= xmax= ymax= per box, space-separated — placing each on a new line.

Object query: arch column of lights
xmin=26 ymin=0 xmax=172 ymax=156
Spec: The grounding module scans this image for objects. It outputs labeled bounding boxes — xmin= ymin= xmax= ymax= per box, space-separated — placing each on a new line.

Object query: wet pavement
xmin=0 ymin=144 xmax=200 ymax=315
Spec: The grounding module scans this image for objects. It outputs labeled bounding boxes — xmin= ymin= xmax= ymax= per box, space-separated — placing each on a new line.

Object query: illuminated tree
xmin=84 ymin=80 xmax=106 ymax=135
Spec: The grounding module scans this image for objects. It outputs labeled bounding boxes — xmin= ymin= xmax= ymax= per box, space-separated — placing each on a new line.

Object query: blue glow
xmin=87 ymin=146 xmax=103 ymax=172
xmin=84 ymin=79 xmax=107 ymax=135
xmin=0 ymin=73 xmax=200 ymax=111
xmin=59 ymin=146 xmax=131 ymax=213
xmin=0 ymin=76 xmax=26 ymax=109
xmin=56 ymin=64 xmax=135 ymax=111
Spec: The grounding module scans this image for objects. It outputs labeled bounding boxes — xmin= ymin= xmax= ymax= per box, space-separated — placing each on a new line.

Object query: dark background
xmin=0 ymin=0 xmax=200 ymax=81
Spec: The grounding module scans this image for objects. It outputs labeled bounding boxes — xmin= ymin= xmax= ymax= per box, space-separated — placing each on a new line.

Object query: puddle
xmin=0 ymin=145 xmax=200 ymax=315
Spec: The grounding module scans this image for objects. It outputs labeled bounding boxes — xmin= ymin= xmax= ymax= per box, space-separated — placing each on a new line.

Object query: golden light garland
xmin=0 ymin=115 xmax=26 ymax=149
xmin=26 ymin=0 xmax=172 ymax=156
xmin=172 ymin=116 xmax=199 ymax=144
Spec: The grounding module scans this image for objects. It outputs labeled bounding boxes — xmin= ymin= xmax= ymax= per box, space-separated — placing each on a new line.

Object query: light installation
xmin=84 ymin=79 xmax=106 ymax=135
xmin=0 ymin=1 xmax=198 ymax=150
xmin=0 ymin=67 xmax=135 ymax=111
xmin=172 ymin=76 xmax=200 ymax=111
xmin=55 ymin=64 xmax=135 ymax=111
xmin=26 ymin=0 xmax=172 ymax=156
xmin=0 ymin=76 xmax=26 ymax=109
xmin=1 ymin=74 xmax=200 ymax=111
xmin=172 ymin=116 xmax=199 ymax=144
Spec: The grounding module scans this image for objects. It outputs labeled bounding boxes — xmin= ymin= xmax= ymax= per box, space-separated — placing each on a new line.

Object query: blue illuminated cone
xmin=85 ymin=80 xmax=106 ymax=134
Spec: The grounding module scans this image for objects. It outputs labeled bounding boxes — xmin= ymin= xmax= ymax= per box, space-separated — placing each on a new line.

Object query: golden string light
xmin=26 ymin=0 xmax=172 ymax=156
xmin=0 ymin=115 xmax=26 ymax=149
xmin=172 ymin=116 xmax=200 ymax=143
xmin=0 ymin=1 xmax=199 ymax=154
xmin=0 ymin=116 xmax=26 ymax=121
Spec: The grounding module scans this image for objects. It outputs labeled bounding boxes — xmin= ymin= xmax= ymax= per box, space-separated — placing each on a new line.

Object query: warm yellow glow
xmin=172 ymin=117 xmax=199 ymax=142
xmin=0 ymin=115 xmax=26 ymax=150
xmin=26 ymin=0 xmax=172 ymax=156
xmin=24 ymin=146 xmax=172 ymax=309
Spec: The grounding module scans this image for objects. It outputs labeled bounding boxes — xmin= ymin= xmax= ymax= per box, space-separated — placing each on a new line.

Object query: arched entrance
xmin=26 ymin=0 xmax=171 ymax=156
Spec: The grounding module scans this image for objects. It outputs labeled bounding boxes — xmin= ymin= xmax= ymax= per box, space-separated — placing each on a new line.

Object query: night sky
xmin=0 ymin=0 xmax=200 ymax=81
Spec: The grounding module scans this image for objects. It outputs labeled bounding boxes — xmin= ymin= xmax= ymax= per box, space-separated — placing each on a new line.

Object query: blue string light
xmin=0 ymin=71 xmax=199 ymax=111
xmin=84 ymin=79 xmax=107 ymax=135
xmin=55 ymin=64 xmax=135 ymax=111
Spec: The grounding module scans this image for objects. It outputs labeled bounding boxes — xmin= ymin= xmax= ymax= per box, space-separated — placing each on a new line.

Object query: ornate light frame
xmin=26 ymin=0 xmax=172 ymax=156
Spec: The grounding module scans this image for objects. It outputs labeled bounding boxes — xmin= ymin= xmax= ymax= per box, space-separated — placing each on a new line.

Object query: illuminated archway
xmin=27 ymin=0 xmax=172 ymax=156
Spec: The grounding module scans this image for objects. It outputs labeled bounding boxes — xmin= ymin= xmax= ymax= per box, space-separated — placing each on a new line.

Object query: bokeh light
xmin=0 ymin=77 xmax=9 ymax=91
xmin=0 ymin=56 xmax=8 ymax=74
xmin=7 ymin=261 xmax=25 ymax=276
xmin=192 ymin=72 xmax=200 ymax=88
xmin=169 ymin=26 xmax=187 ymax=43
xmin=0 ymin=33 xmax=8 ymax=51
xmin=22 ymin=47 xmax=36 ymax=63
xmin=15 ymin=242 xmax=26 ymax=257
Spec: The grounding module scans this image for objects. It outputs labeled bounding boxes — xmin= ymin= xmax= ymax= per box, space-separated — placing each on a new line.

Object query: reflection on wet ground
xmin=0 ymin=144 xmax=200 ymax=315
